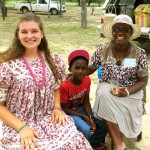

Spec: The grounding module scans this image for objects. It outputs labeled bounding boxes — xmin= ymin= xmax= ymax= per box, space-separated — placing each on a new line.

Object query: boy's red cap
xmin=68 ymin=50 xmax=89 ymax=65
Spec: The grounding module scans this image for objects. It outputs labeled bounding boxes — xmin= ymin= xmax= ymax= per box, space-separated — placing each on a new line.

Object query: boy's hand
xmin=82 ymin=115 xmax=96 ymax=131
xmin=82 ymin=115 xmax=91 ymax=124
xmin=89 ymin=117 xmax=96 ymax=131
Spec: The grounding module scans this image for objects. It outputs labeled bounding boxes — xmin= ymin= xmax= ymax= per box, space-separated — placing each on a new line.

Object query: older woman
xmin=88 ymin=14 xmax=148 ymax=150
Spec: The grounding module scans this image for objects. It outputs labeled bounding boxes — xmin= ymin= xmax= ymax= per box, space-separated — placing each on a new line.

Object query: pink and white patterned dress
xmin=0 ymin=54 xmax=92 ymax=150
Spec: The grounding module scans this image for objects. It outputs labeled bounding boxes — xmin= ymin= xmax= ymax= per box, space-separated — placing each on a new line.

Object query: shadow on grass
xmin=105 ymin=135 xmax=142 ymax=150
xmin=125 ymin=138 xmax=141 ymax=150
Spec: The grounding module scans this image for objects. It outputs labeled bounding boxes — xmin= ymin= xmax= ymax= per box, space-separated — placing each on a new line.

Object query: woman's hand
xmin=51 ymin=109 xmax=67 ymax=126
xmin=19 ymin=126 xmax=40 ymax=150
xmin=110 ymin=87 xmax=128 ymax=97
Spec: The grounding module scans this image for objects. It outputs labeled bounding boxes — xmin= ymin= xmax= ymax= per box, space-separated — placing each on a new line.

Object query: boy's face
xmin=70 ymin=58 xmax=88 ymax=81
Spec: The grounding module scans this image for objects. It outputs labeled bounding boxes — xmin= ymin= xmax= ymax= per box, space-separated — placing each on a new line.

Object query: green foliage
xmin=65 ymin=0 xmax=105 ymax=3
xmin=6 ymin=0 xmax=25 ymax=5
xmin=6 ymin=0 xmax=105 ymax=7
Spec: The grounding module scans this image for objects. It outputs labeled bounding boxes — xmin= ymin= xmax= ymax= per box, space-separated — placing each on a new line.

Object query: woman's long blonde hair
xmin=0 ymin=12 xmax=58 ymax=82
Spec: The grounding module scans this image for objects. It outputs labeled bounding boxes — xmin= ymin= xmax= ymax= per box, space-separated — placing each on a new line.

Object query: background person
xmin=0 ymin=12 xmax=92 ymax=150
xmin=88 ymin=14 xmax=148 ymax=150
xmin=60 ymin=50 xmax=108 ymax=150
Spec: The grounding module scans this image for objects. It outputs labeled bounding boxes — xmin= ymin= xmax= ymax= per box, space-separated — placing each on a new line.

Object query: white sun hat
xmin=101 ymin=14 xmax=141 ymax=40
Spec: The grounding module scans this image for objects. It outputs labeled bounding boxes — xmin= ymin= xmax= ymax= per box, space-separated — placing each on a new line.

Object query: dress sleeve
xmin=60 ymin=81 xmax=69 ymax=103
xmin=89 ymin=44 xmax=103 ymax=69
xmin=53 ymin=54 xmax=66 ymax=82
xmin=0 ymin=63 xmax=11 ymax=102
xmin=137 ymin=49 xmax=148 ymax=77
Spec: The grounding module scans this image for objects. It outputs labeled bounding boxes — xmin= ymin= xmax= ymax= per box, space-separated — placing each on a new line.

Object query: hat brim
xmin=101 ymin=21 xmax=141 ymax=40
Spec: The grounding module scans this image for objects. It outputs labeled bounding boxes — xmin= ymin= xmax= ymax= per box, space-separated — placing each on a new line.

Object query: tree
xmin=78 ymin=0 xmax=80 ymax=6
xmin=48 ymin=0 xmax=51 ymax=18
xmin=78 ymin=0 xmax=93 ymax=7
xmin=80 ymin=0 xmax=87 ymax=28
xmin=58 ymin=0 xmax=62 ymax=17
xmin=27 ymin=0 xmax=33 ymax=12
xmin=0 ymin=0 xmax=7 ymax=20
xmin=87 ymin=0 xmax=92 ymax=6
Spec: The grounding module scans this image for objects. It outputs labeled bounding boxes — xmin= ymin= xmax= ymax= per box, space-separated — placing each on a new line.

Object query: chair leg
xmin=111 ymin=140 xmax=114 ymax=150
xmin=137 ymin=132 xmax=142 ymax=142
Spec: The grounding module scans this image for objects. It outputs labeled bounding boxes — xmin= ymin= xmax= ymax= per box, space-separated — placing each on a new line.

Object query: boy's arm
xmin=83 ymin=94 xmax=93 ymax=118
xmin=84 ymin=94 xmax=96 ymax=130
xmin=61 ymin=103 xmax=86 ymax=119
xmin=83 ymin=76 xmax=93 ymax=118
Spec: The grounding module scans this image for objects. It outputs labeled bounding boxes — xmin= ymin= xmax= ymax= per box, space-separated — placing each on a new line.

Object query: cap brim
xmin=68 ymin=50 xmax=89 ymax=65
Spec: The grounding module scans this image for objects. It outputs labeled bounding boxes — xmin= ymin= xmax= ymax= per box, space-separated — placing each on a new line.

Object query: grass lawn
xmin=0 ymin=5 xmax=150 ymax=150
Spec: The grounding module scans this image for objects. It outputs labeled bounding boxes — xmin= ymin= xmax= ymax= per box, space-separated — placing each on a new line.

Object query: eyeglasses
xmin=112 ymin=28 xmax=132 ymax=33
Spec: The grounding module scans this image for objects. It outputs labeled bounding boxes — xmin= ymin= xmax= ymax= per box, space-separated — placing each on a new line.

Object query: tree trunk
xmin=88 ymin=0 xmax=92 ymax=7
xmin=78 ymin=0 xmax=80 ymax=6
xmin=48 ymin=0 xmax=51 ymax=18
xmin=81 ymin=0 xmax=87 ymax=28
xmin=0 ymin=0 xmax=6 ymax=20
xmin=59 ymin=0 xmax=62 ymax=17
xmin=27 ymin=0 xmax=32 ymax=12
xmin=91 ymin=4 xmax=95 ymax=15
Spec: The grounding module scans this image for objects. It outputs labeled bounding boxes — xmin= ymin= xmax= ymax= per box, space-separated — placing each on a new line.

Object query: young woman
xmin=0 ymin=12 xmax=92 ymax=150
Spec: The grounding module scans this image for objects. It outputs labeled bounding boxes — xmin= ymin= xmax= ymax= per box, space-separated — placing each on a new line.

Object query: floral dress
xmin=0 ymin=54 xmax=92 ymax=150
xmin=90 ymin=42 xmax=148 ymax=138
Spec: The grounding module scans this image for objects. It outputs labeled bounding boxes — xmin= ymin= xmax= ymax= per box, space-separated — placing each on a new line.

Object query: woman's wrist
xmin=53 ymin=106 xmax=63 ymax=111
xmin=18 ymin=124 xmax=27 ymax=133
xmin=125 ymin=88 xmax=130 ymax=96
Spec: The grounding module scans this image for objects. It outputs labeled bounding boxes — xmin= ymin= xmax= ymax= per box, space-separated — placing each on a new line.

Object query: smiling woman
xmin=18 ymin=21 xmax=44 ymax=52
xmin=87 ymin=14 xmax=148 ymax=150
xmin=0 ymin=12 xmax=92 ymax=150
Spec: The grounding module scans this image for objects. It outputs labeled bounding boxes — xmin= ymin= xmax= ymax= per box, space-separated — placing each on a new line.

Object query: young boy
xmin=60 ymin=50 xmax=108 ymax=150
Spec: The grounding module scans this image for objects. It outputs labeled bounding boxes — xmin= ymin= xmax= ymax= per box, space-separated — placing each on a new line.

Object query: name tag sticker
xmin=123 ymin=58 xmax=136 ymax=68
